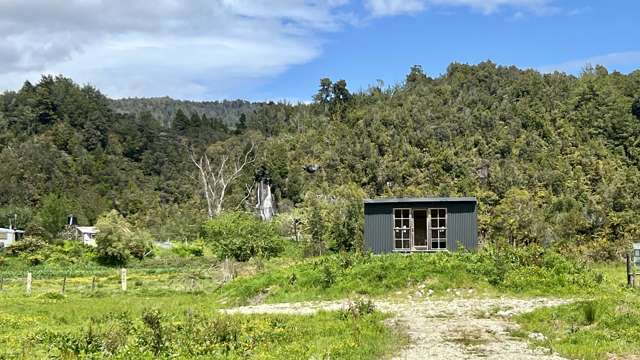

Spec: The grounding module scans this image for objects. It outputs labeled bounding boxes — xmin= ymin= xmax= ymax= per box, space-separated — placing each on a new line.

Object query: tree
xmin=313 ymin=78 xmax=333 ymax=107
xmin=172 ymin=109 xmax=190 ymax=133
xmin=632 ymin=97 xmax=640 ymax=120
xmin=36 ymin=193 xmax=72 ymax=240
xmin=406 ymin=65 xmax=428 ymax=85
xmin=308 ymin=202 xmax=325 ymax=255
xmin=190 ymin=141 xmax=256 ymax=218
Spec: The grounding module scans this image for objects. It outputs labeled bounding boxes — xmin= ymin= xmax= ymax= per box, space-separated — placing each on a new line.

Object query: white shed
xmin=76 ymin=226 xmax=98 ymax=247
xmin=0 ymin=228 xmax=25 ymax=248
xmin=634 ymin=242 xmax=640 ymax=268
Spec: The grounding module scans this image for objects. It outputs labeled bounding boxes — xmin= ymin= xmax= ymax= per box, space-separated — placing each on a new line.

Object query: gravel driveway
xmin=224 ymin=297 xmax=570 ymax=359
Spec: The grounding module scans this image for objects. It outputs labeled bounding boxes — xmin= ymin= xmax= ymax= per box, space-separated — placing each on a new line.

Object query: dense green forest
xmin=2 ymin=61 xmax=640 ymax=260
xmin=110 ymin=97 xmax=257 ymax=127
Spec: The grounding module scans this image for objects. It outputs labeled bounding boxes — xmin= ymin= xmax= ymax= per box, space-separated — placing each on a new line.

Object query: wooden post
xmin=61 ymin=276 xmax=67 ymax=294
xmin=26 ymin=272 xmax=32 ymax=295
xmin=627 ymin=254 xmax=635 ymax=288
xmin=120 ymin=268 xmax=127 ymax=291
xmin=222 ymin=258 xmax=235 ymax=283
xmin=92 ymin=276 xmax=96 ymax=291
xmin=0 ymin=274 xmax=3 ymax=291
xmin=293 ymin=219 xmax=299 ymax=242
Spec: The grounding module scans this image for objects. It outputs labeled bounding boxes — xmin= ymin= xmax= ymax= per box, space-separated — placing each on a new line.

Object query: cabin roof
xmin=76 ymin=226 xmax=98 ymax=234
xmin=364 ymin=197 xmax=477 ymax=204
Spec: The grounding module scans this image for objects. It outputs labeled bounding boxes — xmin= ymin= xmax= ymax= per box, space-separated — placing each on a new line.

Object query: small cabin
xmin=0 ymin=228 xmax=25 ymax=248
xmin=76 ymin=226 xmax=98 ymax=247
xmin=364 ymin=197 xmax=478 ymax=253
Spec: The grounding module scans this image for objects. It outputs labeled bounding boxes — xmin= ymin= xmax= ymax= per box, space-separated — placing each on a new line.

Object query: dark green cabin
xmin=364 ymin=197 xmax=478 ymax=253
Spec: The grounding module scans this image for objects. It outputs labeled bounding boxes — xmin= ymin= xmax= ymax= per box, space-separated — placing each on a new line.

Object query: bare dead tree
xmin=190 ymin=142 xmax=256 ymax=218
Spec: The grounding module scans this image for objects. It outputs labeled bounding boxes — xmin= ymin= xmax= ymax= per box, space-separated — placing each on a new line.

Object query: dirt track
xmin=224 ymin=297 xmax=570 ymax=359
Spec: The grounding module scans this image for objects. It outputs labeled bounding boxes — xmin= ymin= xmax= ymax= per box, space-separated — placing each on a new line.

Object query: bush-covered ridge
xmin=2 ymin=62 xmax=640 ymax=257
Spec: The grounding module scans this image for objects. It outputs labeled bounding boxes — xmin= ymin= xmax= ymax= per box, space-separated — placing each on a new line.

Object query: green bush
xmin=95 ymin=210 xmax=153 ymax=265
xmin=203 ymin=212 xmax=284 ymax=261
xmin=5 ymin=236 xmax=47 ymax=256
xmin=172 ymin=241 xmax=205 ymax=257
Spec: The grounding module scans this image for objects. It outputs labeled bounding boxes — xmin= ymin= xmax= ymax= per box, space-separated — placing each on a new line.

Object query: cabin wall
xmin=364 ymin=201 xmax=477 ymax=254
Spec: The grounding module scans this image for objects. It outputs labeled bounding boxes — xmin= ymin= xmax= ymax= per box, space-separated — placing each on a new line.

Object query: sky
xmin=0 ymin=0 xmax=638 ymax=101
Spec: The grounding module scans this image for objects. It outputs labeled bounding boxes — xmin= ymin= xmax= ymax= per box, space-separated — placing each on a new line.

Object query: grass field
xmin=0 ymin=247 xmax=637 ymax=359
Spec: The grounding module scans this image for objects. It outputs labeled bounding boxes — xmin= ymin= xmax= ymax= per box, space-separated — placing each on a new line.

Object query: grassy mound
xmin=216 ymin=246 xmax=606 ymax=305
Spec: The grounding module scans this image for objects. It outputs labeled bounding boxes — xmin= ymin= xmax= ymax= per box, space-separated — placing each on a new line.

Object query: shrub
xmin=95 ymin=210 xmax=153 ymax=265
xmin=341 ymin=298 xmax=376 ymax=319
xmin=582 ymin=301 xmax=598 ymax=325
xmin=203 ymin=212 xmax=284 ymax=261
xmin=5 ymin=236 xmax=47 ymax=256
xmin=172 ymin=241 xmax=205 ymax=257
xmin=141 ymin=309 xmax=165 ymax=356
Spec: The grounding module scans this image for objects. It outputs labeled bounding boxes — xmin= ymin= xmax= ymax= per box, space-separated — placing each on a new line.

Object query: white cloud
xmin=366 ymin=0 xmax=425 ymax=17
xmin=364 ymin=0 xmax=559 ymax=17
xmin=539 ymin=51 xmax=640 ymax=74
xmin=0 ymin=0 xmax=349 ymax=99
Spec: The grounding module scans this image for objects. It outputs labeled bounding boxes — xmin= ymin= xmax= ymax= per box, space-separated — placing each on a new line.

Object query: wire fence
xmin=0 ymin=263 xmax=237 ymax=296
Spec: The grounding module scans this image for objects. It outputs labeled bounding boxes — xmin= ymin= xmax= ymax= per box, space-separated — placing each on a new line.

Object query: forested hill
xmin=110 ymin=97 xmax=259 ymax=127
xmin=1 ymin=61 xmax=640 ymax=258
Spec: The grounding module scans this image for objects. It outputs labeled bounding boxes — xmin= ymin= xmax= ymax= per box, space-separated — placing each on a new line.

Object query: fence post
xmin=0 ymin=274 xmax=3 ymax=291
xmin=222 ymin=258 xmax=235 ymax=283
xmin=121 ymin=268 xmax=127 ymax=291
xmin=92 ymin=276 xmax=96 ymax=291
xmin=61 ymin=276 xmax=67 ymax=294
xmin=627 ymin=253 xmax=635 ymax=288
xmin=26 ymin=272 xmax=32 ymax=295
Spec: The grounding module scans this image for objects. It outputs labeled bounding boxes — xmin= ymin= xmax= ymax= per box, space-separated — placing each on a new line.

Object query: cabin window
xmin=430 ymin=208 xmax=447 ymax=250
xmin=393 ymin=209 xmax=411 ymax=250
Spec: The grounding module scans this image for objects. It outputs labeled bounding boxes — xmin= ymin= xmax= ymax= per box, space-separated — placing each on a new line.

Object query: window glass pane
xmin=431 ymin=229 xmax=438 ymax=239
xmin=440 ymin=229 xmax=446 ymax=238
xmin=439 ymin=219 xmax=446 ymax=228
xmin=403 ymin=240 xmax=410 ymax=249
xmin=440 ymin=241 xmax=446 ymax=249
xmin=431 ymin=219 xmax=438 ymax=228
xmin=394 ymin=230 xmax=401 ymax=239
xmin=402 ymin=219 xmax=410 ymax=228
xmin=439 ymin=209 xmax=446 ymax=218
xmin=395 ymin=240 xmax=402 ymax=249
xmin=395 ymin=219 xmax=401 ymax=228
xmin=395 ymin=209 xmax=402 ymax=218
xmin=432 ymin=241 xmax=439 ymax=248
xmin=402 ymin=209 xmax=409 ymax=218
xmin=430 ymin=209 xmax=438 ymax=217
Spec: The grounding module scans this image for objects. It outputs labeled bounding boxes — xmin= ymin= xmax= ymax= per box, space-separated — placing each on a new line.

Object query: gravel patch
xmin=223 ymin=297 xmax=570 ymax=359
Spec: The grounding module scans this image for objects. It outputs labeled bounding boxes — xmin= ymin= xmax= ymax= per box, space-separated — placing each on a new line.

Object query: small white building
xmin=634 ymin=242 xmax=640 ymax=268
xmin=0 ymin=228 xmax=25 ymax=248
xmin=76 ymin=226 xmax=98 ymax=247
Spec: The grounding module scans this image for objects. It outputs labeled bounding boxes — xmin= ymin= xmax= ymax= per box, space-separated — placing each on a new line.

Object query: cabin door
xmin=412 ymin=209 xmax=428 ymax=249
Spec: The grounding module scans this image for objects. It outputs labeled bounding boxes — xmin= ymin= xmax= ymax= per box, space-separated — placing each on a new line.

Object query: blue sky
xmin=0 ymin=1 xmax=638 ymax=101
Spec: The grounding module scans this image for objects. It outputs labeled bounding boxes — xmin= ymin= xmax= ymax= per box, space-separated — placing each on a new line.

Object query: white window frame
xmin=393 ymin=208 xmax=412 ymax=251
xmin=429 ymin=208 xmax=447 ymax=251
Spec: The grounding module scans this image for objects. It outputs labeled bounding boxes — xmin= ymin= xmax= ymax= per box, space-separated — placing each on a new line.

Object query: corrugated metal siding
xmin=364 ymin=203 xmax=394 ymax=254
xmin=364 ymin=201 xmax=477 ymax=253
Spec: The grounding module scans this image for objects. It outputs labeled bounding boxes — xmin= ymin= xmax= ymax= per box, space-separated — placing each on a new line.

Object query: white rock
xmin=528 ymin=332 xmax=547 ymax=341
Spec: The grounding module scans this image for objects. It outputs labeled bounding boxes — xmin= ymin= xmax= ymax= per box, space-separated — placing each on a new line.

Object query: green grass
xmin=511 ymin=262 xmax=640 ymax=359
xmin=215 ymin=249 xmax=608 ymax=306
xmin=0 ymin=288 xmax=401 ymax=359
xmin=0 ymin=246 xmax=633 ymax=359
xmin=514 ymin=291 xmax=640 ymax=359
